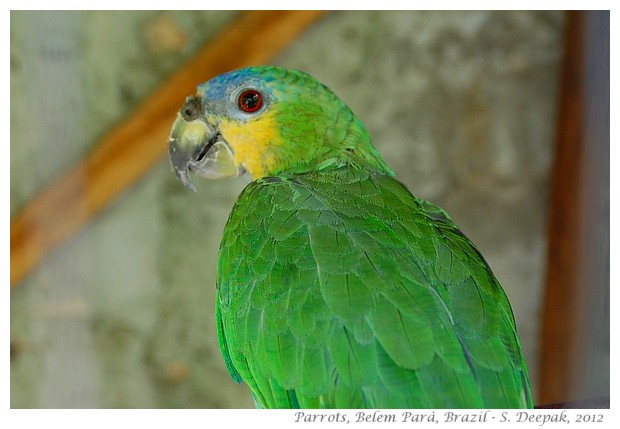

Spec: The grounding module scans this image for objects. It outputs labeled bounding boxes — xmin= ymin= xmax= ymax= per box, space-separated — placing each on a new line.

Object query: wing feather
xmin=216 ymin=169 xmax=531 ymax=408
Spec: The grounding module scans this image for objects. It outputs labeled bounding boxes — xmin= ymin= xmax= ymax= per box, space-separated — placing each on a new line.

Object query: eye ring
xmin=238 ymin=89 xmax=262 ymax=113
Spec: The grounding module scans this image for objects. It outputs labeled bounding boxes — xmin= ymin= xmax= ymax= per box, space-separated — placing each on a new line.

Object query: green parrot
xmin=167 ymin=66 xmax=533 ymax=409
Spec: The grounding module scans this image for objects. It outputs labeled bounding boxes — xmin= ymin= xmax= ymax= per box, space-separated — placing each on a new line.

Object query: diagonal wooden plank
xmin=10 ymin=10 xmax=326 ymax=288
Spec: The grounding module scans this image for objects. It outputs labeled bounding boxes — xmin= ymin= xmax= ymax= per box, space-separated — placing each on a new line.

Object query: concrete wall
xmin=11 ymin=10 xmax=566 ymax=408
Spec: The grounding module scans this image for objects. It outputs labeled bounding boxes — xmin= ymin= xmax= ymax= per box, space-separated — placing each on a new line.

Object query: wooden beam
xmin=539 ymin=11 xmax=585 ymax=403
xmin=10 ymin=10 xmax=326 ymax=288
xmin=539 ymin=10 xmax=609 ymax=404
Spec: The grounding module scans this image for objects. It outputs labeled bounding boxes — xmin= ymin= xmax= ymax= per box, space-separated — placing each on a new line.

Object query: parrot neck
xmin=315 ymin=136 xmax=395 ymax=177
xmin=270 ymin=109 xmax=394 ymax=179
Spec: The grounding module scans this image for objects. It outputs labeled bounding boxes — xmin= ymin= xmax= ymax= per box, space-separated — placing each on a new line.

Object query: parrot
xmin=167 ymin=65 xmax=533 ymax=409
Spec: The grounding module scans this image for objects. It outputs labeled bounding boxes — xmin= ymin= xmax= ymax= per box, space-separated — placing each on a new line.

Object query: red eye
xmin=238 ymin=89 xmax=262 ymax=113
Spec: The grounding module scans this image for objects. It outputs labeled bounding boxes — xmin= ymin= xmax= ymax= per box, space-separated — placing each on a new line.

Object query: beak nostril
xmin=181 ymin=96 xmax=203 ymax=121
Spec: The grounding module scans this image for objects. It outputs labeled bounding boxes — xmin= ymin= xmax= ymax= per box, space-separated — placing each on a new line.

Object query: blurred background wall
xmin=10 ymin=10 xmax=608 ymax=408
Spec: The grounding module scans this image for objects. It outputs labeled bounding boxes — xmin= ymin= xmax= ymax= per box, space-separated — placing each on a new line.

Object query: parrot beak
xmin=167 ymin=98 xmax=241 ymax=191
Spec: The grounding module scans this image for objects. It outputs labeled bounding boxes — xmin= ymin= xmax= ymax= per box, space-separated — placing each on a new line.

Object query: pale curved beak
xmin=167 ymin=108 xmax=241 ymax=191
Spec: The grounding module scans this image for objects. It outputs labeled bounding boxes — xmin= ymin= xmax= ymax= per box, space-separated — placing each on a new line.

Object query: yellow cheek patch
xmin=218 ymin=112 xmax=280 ymax=179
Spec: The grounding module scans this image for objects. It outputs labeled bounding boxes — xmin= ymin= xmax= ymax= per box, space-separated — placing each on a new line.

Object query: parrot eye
xmin=238 ymin=89 xmax=262 ymax=113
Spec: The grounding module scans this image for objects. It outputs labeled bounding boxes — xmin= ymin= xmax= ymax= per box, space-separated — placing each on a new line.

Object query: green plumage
xmin=168 ymin=66 xmax=533 ymax=409
xmin=216 ymin=167 xmax=532 ymax=408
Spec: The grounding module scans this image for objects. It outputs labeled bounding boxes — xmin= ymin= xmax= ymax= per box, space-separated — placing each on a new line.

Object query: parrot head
xmin=168 ymin=66 xmax=392 ymax=190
